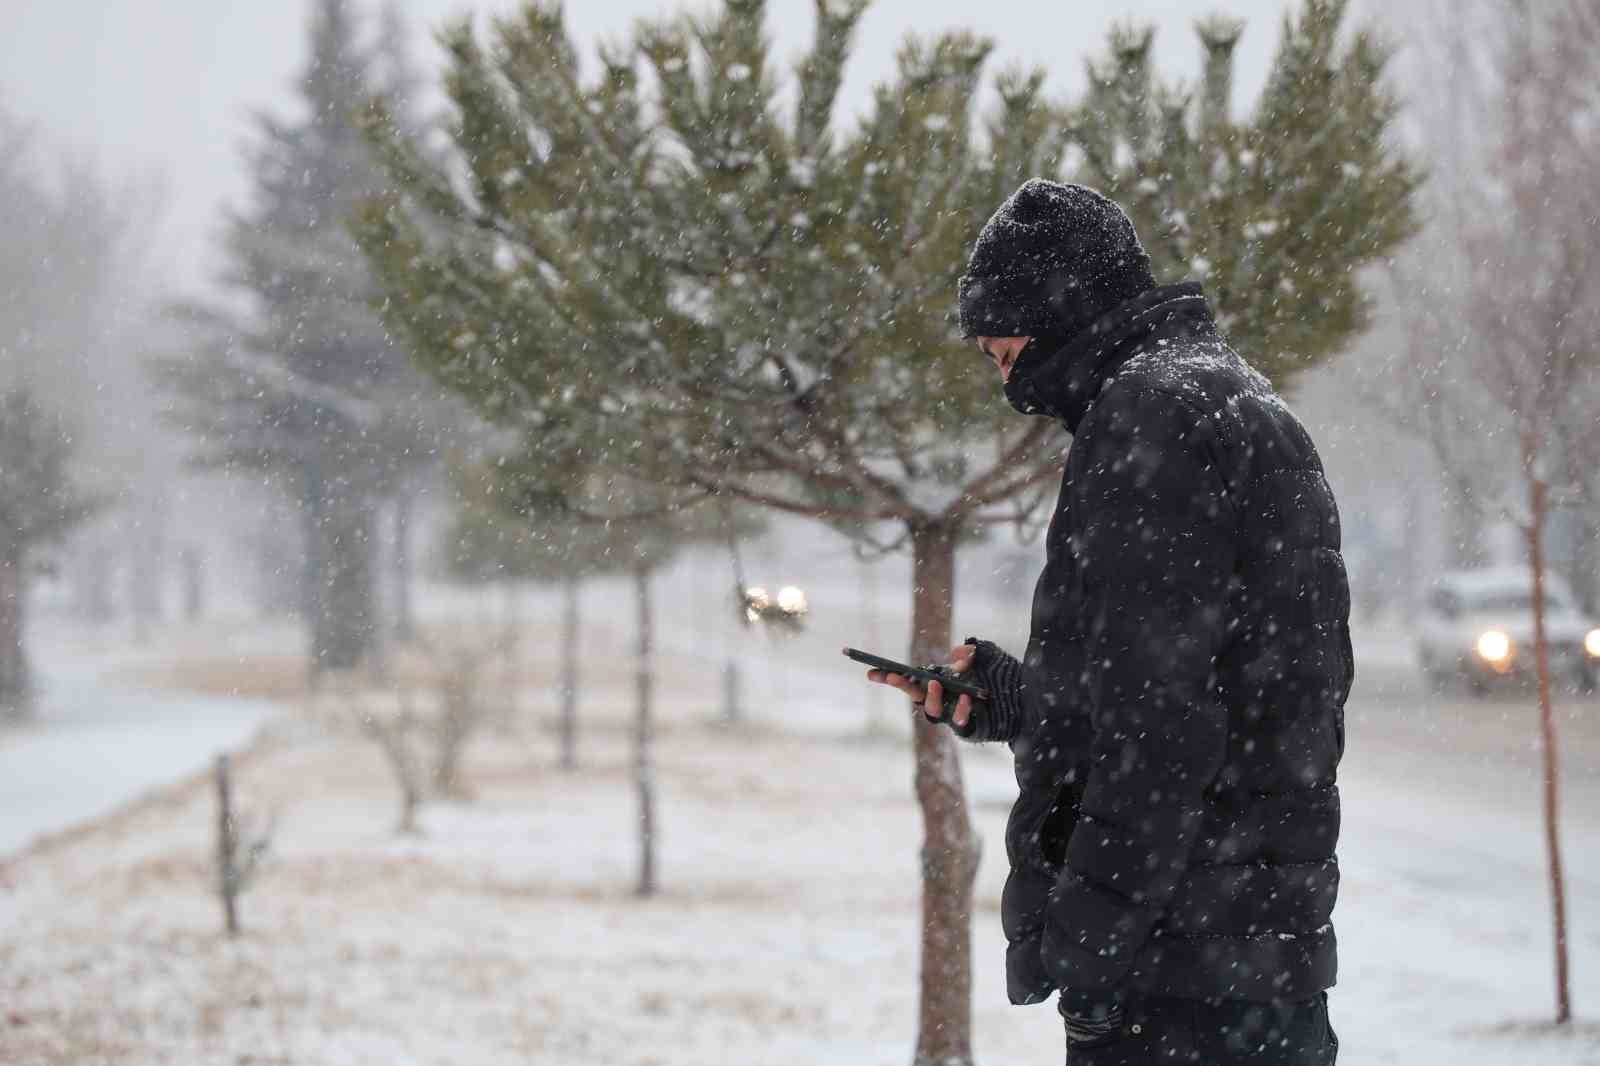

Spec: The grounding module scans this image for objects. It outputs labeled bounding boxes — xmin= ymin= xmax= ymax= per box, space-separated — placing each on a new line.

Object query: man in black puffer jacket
xmin=869 ymin=180 xmax=1348 ymax=1064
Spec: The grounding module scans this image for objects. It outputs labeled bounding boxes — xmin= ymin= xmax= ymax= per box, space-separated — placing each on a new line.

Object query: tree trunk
xmin=1398 ymin=490 xmax=1424 ymax=623
xmin=0 ymin=544 xmax=28 ymax=716
xmin=300 ymin=469 xmax=326 ymax=645
xmin=559 ymin=573 xmax=580 ymax=770
xmin=1442 ymin=474 xmax=1487 ymax=571
xmin=129 ymin=492 xmax=167 ymax=644
xmin=1568 ymin=509 xmax=1600 ymax=617
xmin=721 ymin=660 xmax=741 ymax=726
xmin=399 ymin=778 xmax=421 ymax=835
xmin=499 ymin=579 xmax=520 ymax=733
xmin=216 ymin=755 xmax=241 ymax=937
xmin=181 ymin=545 xmax=205 ymax=622
xmin=908 ymin=522 xmax=981 ymax=1066
xmin=1525 ymin=466 xmax=1572 ymax=1025
xmin=305 ymin=471 xmax=379 ymax=676
xmin=432 ymin=665 xmax=476 ymax=800
xmin=73 ymin=535 xmax=115 ymax=624
xmin=392 ymin=489 xmax=414 ymax=641
xmin=255 ymin=493 xmax=300 ymax=619
xmin=634 ymin=564 xmax=657 ymax=898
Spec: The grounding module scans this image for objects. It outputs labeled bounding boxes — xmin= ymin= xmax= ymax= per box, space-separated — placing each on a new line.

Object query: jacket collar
xmin=1002 ymin=282 xmax=1214 ymax=434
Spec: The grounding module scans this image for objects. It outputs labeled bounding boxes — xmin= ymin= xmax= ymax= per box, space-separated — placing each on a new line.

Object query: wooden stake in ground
xmin=213 ymin=754 xmax=270 ymax=937
xmin=215 ymin=755 xmax=240 ymax=937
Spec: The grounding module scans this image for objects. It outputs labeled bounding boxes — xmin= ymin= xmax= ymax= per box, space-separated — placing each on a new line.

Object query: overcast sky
xmin=0 ymin=0 xmax=1305 ymax=299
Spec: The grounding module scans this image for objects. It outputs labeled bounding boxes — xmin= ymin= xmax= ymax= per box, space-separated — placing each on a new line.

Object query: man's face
xmin=975 ymin=336 xmax=1031 ymax=382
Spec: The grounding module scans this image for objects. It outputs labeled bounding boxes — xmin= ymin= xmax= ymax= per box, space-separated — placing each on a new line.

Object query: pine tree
xmin=154 ymin=0 xmax=443 ymax=675
xmin=1067 ymin=0 xmax=1419 ymax=384
xmin=0 ymin=390 xmax=98 ymax=714
xmin=356 ymin=1 xmax=1417 ymax=1058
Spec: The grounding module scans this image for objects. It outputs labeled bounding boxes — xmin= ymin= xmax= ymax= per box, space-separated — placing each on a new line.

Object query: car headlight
xmin=1586 ymin=629 xmax=1600 ymax=658
xmin=1477 ymin=630 xmax=1512 ymax=664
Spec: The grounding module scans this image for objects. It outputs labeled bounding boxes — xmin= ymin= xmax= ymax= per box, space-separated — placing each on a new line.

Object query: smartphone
xmin=842 ymin=646 xmax=991 ymax=702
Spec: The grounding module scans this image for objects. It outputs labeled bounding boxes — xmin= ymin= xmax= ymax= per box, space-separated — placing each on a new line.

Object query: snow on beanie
xmin=957 ymin=179 xmax=1156 ymax=341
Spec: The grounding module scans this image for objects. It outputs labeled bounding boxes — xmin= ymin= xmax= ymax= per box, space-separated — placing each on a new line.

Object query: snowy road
xmin=1342 ymin=648 xmax=1600 ymax=882
xmin=1330 ymin=658 xmax=1600 ymax=1061
xmin=0 ymin=626 xmax=280 ymax=858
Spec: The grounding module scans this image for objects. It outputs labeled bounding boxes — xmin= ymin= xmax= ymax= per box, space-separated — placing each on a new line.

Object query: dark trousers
xmin=1065 ymin=993 xmax=1338 ymax=1065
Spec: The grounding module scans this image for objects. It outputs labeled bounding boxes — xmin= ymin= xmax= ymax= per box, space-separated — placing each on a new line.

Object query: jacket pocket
xmin=1039 ymin=785 xmax=1079 ymax=867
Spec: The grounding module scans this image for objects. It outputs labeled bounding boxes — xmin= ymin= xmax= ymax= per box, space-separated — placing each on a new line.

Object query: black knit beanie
xmin=958 ymin=179 xmax=1156 ymax=341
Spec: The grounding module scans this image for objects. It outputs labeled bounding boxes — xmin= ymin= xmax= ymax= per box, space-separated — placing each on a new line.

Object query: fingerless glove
xmin=950 ymin=637 xmax=1028 ymax=743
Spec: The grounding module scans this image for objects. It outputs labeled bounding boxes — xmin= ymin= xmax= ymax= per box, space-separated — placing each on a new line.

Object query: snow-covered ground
xmin=3 ymin=589 xmax=1600 ymax=1065
xmin=0 ymin=621 xmax=284 ymax=857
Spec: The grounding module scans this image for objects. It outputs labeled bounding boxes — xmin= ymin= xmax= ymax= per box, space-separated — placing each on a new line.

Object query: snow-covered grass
xmin=4 ymin=623 xmax=1600 ymax=1065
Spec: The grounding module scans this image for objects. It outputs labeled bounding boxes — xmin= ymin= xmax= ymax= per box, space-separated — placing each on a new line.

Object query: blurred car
xmin=1417 ymin=568 xmax=1600 ymax=695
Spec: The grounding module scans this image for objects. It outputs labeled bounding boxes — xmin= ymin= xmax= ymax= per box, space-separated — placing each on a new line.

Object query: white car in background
xmin=1417 ymin=568 xmax=1600 ymax=695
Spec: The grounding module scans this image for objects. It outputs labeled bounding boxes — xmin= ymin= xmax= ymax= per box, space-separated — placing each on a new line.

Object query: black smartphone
xmin=842 ymin=646 xmax=991 ymax=702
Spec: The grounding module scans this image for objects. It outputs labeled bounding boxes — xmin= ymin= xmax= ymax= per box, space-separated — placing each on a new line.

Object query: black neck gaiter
xmin=1002 ymin=332 xmax=1071 ymax=417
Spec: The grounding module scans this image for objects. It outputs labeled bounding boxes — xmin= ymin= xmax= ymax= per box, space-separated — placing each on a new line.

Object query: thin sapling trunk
xmin=0 ymin=545 xmax=27 ymax=716
xmin=1525 ymin=451 xmax=1572 ymax=1024
xmin=634 ymin=563 xmax=657 ymax=898
xmin=560 ymin=572 xmax=580 ymax=769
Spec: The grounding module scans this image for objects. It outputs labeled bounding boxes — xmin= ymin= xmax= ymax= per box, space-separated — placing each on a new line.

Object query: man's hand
xmin=865 ymin=644 xmax=978 ymax=729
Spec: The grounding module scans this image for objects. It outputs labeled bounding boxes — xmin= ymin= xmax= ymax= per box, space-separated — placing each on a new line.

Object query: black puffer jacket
xmin=965 ymin=282 xmax=1351 ymax=1007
